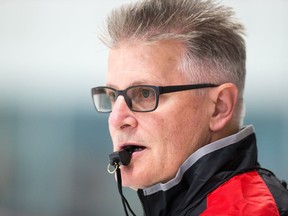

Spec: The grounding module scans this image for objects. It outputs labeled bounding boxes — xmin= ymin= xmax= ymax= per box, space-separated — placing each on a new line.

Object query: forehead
xmin=106 ymin=40 xmax=189 ymax=87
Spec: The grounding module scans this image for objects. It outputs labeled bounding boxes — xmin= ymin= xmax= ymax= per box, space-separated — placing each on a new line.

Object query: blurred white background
xmin=0 ymin=0 xmax=287 ymax=215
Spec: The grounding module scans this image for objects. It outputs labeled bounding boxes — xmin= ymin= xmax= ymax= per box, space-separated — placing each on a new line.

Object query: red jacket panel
xmin=202 ymin=171 xmax=279 ymax=216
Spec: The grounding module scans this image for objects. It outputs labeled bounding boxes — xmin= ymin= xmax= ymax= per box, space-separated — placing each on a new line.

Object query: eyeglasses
xmin=91 ymin=83 xmax=218 ymax=113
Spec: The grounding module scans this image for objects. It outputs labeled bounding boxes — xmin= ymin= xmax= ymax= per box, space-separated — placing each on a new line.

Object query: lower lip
xmin=131 ymin=148 xmax=146 ymax=159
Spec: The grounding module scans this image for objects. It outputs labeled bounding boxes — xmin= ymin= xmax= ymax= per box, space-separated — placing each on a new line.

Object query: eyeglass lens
xmin=93 ymin=86 xmax=157 ymax=112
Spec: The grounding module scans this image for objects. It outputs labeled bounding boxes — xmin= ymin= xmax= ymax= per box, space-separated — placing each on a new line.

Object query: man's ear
xmin=209 ymin=83 xmax=238 ymax=132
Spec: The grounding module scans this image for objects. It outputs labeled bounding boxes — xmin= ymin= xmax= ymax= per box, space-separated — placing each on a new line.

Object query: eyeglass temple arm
xmin=159 ymin=83 xmax=219 ymax=94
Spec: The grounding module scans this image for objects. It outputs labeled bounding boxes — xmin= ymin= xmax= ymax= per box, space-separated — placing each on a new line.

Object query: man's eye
xmin=108 ymin=92 xmax=116 ymax=101
xmin=141 ymin=89 xmax=151 ymax=98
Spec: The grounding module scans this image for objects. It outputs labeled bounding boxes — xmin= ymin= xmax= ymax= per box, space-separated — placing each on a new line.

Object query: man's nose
xmin=108 ymin=96 xmax=137 ymax=130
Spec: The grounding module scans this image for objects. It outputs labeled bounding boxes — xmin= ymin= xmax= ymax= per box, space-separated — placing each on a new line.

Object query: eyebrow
xmin=106 ymin=81 xmax=154 ymax=89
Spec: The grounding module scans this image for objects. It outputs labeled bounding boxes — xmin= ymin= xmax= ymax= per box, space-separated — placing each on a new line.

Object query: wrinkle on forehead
xmin=106 ymin=40 xmax=189 ymax=88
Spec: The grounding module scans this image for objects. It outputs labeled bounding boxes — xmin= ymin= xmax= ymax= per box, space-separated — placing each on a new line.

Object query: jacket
xmin=137 ymin=125 xmax=288 ymax=215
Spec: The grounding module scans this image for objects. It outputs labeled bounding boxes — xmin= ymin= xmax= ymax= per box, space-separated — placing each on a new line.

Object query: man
xmin=92 ymin=0 xmax=288 ymax=215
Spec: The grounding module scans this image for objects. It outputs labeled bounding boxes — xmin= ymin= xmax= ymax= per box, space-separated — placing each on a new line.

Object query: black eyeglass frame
xmin=91 ymin=83 xmax=219 ymax=113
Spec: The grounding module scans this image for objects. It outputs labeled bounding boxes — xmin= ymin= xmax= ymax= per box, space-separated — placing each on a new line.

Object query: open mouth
xmin=123 ymin=145 xmax=146 ymax=154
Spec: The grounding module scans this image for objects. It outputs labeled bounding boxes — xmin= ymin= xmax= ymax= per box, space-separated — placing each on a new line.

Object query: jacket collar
xmin=138 ymin=125 xmax=258 ymax=215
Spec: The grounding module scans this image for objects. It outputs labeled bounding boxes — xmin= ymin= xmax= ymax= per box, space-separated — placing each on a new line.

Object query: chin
xmin=121 ymin=171 xmax=152 ymax=190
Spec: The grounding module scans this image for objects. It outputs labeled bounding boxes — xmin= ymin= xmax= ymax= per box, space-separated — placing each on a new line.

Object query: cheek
xmin=163 ymin=107 xmax=207 ymax=155
xmin=156 ymin=111 xmax=192 ymax=156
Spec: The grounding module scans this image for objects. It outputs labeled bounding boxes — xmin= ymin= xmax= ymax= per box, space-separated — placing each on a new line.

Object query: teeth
xmin=134 ymin=147 xmax=143 ymax=152
xmin=124 ymin=145 xmax=145 ymax=153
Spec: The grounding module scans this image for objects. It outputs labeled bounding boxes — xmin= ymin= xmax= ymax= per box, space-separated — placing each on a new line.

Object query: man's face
xmin=107 ymin=41 xmax=212 ymax=189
